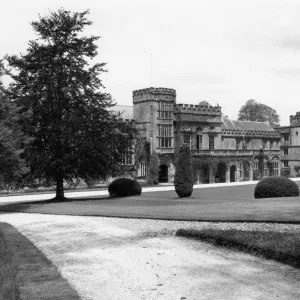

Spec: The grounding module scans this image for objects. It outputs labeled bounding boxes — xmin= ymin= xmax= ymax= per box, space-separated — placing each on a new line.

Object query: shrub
xmin=108 ymin=178 xmax=142 ymax=197
xmin=280 ymin=168 xmax=290 ymax=177
xmin=254 ymin=176 xmax=299 ymax=199
xmin=174 ymin=144 xmax=194 ymax=197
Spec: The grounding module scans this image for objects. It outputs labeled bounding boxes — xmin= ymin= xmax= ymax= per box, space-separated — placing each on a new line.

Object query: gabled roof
xmin=221 ymin=115 xmax=275 ymax=131
xmin=109 ymin=105 xmax=133 ymax=120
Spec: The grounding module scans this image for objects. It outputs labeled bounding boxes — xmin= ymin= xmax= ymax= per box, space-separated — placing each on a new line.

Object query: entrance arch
xmin=201 ymin=165 xmax=209 ymax=184
xmin=215 ymin=162 xmax=226 ymax=183
xmin=230 ymin=165 xmax=236 ymax=182
xmin=158 ymin=165 xmax=168 ymax=183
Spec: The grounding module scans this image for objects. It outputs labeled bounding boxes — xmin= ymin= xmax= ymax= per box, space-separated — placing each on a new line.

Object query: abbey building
xmin=114 ymin=87 xmax=300 ymax=184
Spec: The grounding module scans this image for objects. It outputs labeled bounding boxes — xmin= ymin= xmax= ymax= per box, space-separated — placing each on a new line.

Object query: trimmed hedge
xmin=174 ymin=144 xmax=194 ymax=197
xmin=108 ymin=178 xmax=142 ymax=197
xmin=254 ymin=176 xmax=299 ymax=199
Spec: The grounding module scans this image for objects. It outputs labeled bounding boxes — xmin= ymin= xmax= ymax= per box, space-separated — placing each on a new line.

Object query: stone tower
xmin=133 ymin=87 xmax=176 ymax=154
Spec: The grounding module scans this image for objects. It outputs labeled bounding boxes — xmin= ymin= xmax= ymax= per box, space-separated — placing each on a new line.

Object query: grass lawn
xmin=0 ymin=222 xmax=81 ymax=300
xmin=1 ymin=183 xmax=300 ymax=222
xmin=176 ymin=228 xmax=300 ymax=269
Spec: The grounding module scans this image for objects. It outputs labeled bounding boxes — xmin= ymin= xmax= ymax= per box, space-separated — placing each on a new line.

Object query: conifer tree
xmin=174 ymin=144 xmax=193 ymax=197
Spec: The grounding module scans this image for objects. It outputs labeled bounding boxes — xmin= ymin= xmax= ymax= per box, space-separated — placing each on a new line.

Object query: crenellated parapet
xmin=290 ymin=111 xmax=300 ymax=126
xmin=175 ymin=103 xmax=222 ymax=114
xmin=222 ymin=128 xmax=281 ymax=138
xmin=133 ymin=87 xmax=176 ymax=103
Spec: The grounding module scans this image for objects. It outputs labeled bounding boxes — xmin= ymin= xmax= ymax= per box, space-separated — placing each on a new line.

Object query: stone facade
xmin=117 ymin=87 xmax=297 ymax=183
xmin=278 ymin=112 xmax=300 ymax=177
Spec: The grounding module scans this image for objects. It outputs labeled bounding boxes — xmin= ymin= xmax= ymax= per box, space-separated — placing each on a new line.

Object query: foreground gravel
xmin=0 ymin=213 xmax=299 ymax=300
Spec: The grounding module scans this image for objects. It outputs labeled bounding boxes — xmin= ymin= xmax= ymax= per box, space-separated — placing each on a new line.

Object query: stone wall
xmin=290 ymin=112 xmax=300 ymax=126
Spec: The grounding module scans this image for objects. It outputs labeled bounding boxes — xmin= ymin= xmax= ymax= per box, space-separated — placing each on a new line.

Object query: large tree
xmin=238 ymin=99 xmax=280 ymax=126
xmin=2 ymin=9 xmax=136 ymax=201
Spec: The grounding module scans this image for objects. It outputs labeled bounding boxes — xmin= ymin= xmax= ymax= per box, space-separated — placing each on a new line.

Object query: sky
xmin=1 ymin=0 xmax=300 ymax=125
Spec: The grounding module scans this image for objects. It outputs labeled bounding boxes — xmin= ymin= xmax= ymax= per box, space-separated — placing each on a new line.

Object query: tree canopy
xmin=0 ymin=71 xmax=28 ymax=188
xmin=238 ymin=99 xmax=280 ymax=126
xmin=198 ymin=100 xmax=211 ymax=106
xmin=1 ymin=9 xmax=137 ymax=200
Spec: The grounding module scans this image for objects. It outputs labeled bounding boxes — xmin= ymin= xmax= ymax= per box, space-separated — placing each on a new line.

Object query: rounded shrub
xmin=108 ymin=178 xmax=142 ymax=197
xmin=254 ymin=176 xmax=299 ymax=199
xmin=174 ymin=144 xmax=194 ymax=197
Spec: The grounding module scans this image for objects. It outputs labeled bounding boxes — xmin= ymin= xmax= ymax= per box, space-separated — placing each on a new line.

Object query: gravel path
xmin=0 ymin=213 xmax=299 ymax=300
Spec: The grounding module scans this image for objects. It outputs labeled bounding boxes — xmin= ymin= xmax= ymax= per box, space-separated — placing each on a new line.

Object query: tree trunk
xmin=53 ymin=172 xmax=66 ymax=202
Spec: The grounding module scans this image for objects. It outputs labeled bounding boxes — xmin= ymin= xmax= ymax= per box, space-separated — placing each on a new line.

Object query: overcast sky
xmin=1 ymin=0 xmax=300 ymax=125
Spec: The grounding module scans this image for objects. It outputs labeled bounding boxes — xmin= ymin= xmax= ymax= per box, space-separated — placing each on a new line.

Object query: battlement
xmin=290 ymin=111 xmax=300 ymax=126
xmin=133 ymin=87 xmax=176 ymax=103
xmin=175 ymin=103 xmax=222 ymax=113
xmin=222 ymin=128 xmax=281 ymax=138
xmin=133 ymin=87 xmax=176 ymax=97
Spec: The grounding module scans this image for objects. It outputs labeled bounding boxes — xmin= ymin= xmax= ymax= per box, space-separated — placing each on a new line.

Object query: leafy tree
xmin=198 ymin=100 xmax=211 ymax=106
xmin=133 ymin=136 xmax=150 ymax=178
xmin=147 ymin=152 xmax=159 ymax=185
xmin=238 ymin=99 xmax=280 ymax=126
xmin=2 ymin=9 xmax=136 ymax=201
xmin=174 ymin=144 xmax=193 ymax=197
xmin=0 ymin=77 xmax=29 ymax=189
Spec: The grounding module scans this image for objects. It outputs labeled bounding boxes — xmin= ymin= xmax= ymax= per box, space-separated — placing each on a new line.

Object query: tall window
xmin=209 ymin=136 xmax=214 ymax=150
xmin=159 ymin=103 xmax=173 ymax=119
xmin=236 ymin=139 xmax=242 ymax=149
xmin=283 ymin=134 xmax=289 ymax=142
xmin=283 ymin=148 xmax=288 ymax=156
xmin=253 ymin=157 xmax=259 ymax=178
xmin=272 ymin=157 xmax=279 ymax=176
xmin=183 ymin=134 xmax=191 ymax=148
xmin=196 ymin=135 xmax=203 ymax=150
xmin=263 ymin=140 xmax=268 ymax=149
xmin=158 ymin=125 xmax=172 ymax=148
xmin=270 ymin=141 xmax=274 ymax=149
xmin=246 ymin=139 xmax=251 ymax=149
xmin=140 ymin=163 xmax=148 ymax=176
xmin=283 ymin=161 xmax=289 ymax=168
xmin=121 ymin=141 xmax=133 ymax=165
xmin=264 ymin=157 xmax=269 ymax=176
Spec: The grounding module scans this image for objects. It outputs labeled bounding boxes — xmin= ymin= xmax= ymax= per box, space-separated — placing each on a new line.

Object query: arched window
xmin=264 ymin=156 xmax=269 ymax=177
xmin=272 ymin=156 xmax=279 ymax=176
xmin=253 ymin=157 xmax=259 ymax=179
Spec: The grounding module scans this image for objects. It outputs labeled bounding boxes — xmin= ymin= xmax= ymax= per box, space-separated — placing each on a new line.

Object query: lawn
xmin=1 ymin=183 xmax=300 ymax=222
xmin=0 ymin=222 xmax=81 ymax=300
xmin=176 ymin=228 xmax=300 ymax=269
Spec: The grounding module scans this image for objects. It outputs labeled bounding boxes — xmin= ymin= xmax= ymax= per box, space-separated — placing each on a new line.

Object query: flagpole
xmin=150 ymin=52 xmax=152 ymax=87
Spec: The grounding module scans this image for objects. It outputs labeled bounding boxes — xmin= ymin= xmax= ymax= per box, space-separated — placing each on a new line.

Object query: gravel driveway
xmin=1 ymin=213 xmax=300 ymax=300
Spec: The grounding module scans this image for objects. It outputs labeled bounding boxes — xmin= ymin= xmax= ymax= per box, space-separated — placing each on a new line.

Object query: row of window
xmin=253 ymin=157 xmax=280 ymax=176
xmin=283 ymin=134 xmax=289 ymax=142
xmin=158 ymin=124 xmax=173 ymax=148
xmin=159 ymin=103 xmax=173 ymax=119
xmin=236 ymin=139 xmax=278 ymax=150
xmin=183 ymin=134 xmax=214 ymax=150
